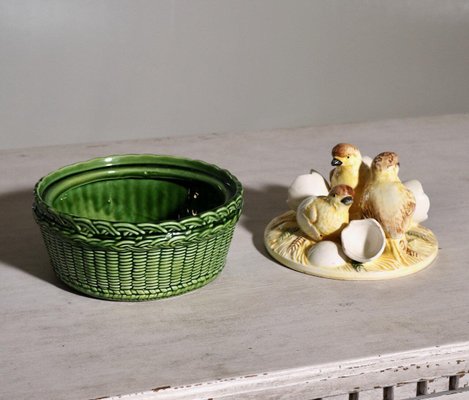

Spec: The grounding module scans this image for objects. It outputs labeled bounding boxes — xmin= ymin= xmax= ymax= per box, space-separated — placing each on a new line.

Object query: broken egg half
xmin=341 ymin=218 xmax=386 ymax=263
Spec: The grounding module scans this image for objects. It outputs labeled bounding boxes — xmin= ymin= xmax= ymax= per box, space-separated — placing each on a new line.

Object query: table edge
xmin=99 ymin=342 xmax=469 ymax=400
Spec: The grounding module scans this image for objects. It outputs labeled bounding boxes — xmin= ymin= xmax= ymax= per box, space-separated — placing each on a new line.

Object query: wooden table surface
xmin=1 ymin=114 xmax=469 ymax=400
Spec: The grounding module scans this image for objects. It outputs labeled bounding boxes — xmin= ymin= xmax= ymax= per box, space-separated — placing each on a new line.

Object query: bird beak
xmin=331 ymin=158 xmax=342 ymax=166
xmin=341 ymin=196 xmax=353 ymax=206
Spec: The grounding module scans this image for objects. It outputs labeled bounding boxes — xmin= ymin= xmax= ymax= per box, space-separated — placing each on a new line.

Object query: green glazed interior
xmin=36 ymin=155 xmax=240 ymax=224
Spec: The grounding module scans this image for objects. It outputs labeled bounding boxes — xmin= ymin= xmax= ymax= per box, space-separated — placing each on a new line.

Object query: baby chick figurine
xmin=296 ymin=184 xmax=354 ymax=241
xmin=330 ymin=143 xmax=369 ymax=219
xmin=360 ymin=152 xmax=416 ymax=259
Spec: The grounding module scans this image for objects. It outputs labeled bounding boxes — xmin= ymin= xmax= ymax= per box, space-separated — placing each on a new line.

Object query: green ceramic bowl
xmin=33 ymin=154 xmax=243 ymax=301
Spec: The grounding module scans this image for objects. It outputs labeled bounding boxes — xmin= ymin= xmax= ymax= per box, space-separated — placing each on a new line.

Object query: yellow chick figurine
xmin=296 ymin=185 xmax=354 ymax=241
xmin=330 ymin=143 xmax=369 ymax=219
xmin=360 ymin=152 xmax=416 ymax=259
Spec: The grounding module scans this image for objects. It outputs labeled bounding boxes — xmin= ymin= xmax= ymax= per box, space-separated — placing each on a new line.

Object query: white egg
xmin=404 ymin=180 xmax=430 ymax=224
xmin=341 ymin=219 xmax=386 ymax=263
xmin=287 ymin=171 xmax=329 ymax=211
xmin=307 ymin=241 xmax=347 ymax=268
xmin=362 ymin=155 xmax=373 ymax=168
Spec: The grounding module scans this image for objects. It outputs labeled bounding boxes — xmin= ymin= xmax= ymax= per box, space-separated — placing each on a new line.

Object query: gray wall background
xmin=1 ymin=0 xmax=469 ymax=150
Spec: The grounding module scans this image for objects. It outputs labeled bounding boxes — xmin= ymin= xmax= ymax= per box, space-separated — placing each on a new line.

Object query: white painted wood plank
xmin=394 ymin=382 xmax=418 ymax=399
xmin=416 ymin=389 xmax=469 ymax=399
xmin=428 ymin=377 xmax=451 ymax=394
xmin=458 ymin=374 xmax=469 ymax=389
xmin=354 ymin=388 xmax=383 ymax=400
xmin=324 ymin=395 xmax=349 ymax=400
xmin=1 ymin=114 xmax=469 ymax=400
xmin=437 ymin=392 xmax=469 ymax=399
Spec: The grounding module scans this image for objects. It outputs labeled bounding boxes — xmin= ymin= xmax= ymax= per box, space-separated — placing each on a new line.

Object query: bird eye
xmin=347 ymin=156 xmax=350 ymax=159
xmin=397 ymin=162 xmax=400 ymax=167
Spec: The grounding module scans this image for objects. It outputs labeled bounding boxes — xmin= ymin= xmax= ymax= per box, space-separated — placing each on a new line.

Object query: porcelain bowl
xmin=33 ymin=154 xmax=243 ymax=301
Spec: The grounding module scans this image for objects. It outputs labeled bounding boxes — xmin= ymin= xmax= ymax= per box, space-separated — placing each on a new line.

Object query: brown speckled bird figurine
xmin=360 ymin=152 xmax=416 ymax=260
xmin=330 ymin=143 xmax=369 ymax=219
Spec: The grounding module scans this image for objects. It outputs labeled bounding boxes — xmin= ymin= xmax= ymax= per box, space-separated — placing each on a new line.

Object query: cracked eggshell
xmin=307 ymin=241 xmax=347 ymax=268
xmin=287 ymin=171 xmax=329 ymax=210
xmin=341 ymin=218 xmax=386 ymax=263
xmin=404 ymin=179 xmax=430 ymax=224
xmin=362 ymin=155 xmax=373 ymax=168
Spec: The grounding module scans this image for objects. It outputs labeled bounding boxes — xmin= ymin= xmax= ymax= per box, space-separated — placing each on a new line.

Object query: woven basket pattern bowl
xmin=33 ymin=154 xmax=243 ymax=301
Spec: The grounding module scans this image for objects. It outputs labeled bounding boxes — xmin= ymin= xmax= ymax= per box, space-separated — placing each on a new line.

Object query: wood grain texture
xmin=102 ymin=343 xmax=469 ymax=399
xmin=0 ymin=114 xmax=468 ymax=399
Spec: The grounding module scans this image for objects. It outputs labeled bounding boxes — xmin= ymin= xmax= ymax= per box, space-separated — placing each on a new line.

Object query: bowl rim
xmin=33 ymin=154 xmax=243 ymax=240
